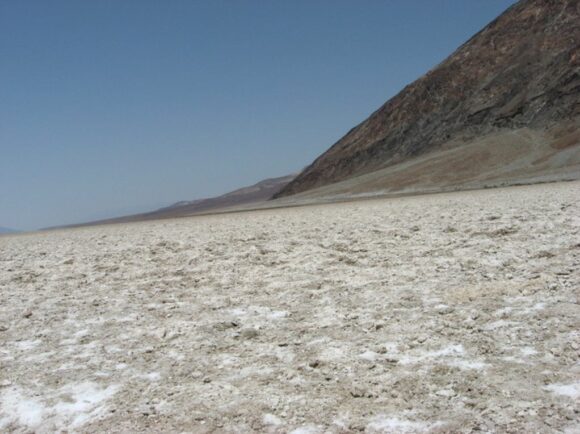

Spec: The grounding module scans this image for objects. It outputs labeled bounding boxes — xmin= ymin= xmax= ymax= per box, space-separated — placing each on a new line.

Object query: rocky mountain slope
xmin=275 ymin=0 xmax=580 ymax=198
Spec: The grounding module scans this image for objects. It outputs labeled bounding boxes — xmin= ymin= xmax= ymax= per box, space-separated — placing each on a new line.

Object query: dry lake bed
xmin=1 ymin=181 xmax=579 ymax=433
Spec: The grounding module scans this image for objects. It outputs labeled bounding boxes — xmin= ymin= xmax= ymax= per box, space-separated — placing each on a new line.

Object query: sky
xmin=1 ymin=0 xmax=516 ymax=230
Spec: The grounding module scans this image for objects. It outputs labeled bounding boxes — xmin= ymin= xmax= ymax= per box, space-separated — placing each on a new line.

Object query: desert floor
xmin=1 ymin=181 xmax=579 ymax=433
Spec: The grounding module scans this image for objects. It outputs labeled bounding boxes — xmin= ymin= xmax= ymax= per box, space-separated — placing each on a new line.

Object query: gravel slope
xmin=1 ymin=181 xmax=579 ymax=433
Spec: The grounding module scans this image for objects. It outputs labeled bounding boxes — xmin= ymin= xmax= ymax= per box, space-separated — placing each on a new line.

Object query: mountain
xmin=151 ymin=174 xmax=295 ymax=218
xmin=274 ymin=0 xmax=580 ymax=199
xmin=0 ymin=227 xmax=18 ymax=234
xmin=59 ymin=174 xmax=295 ymax=228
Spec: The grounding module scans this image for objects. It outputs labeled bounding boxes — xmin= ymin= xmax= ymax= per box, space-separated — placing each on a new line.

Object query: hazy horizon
xmin=1 ymin=0 xmax=516 ymax=230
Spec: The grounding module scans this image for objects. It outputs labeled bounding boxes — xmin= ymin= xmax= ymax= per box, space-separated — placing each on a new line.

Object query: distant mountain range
xmin=274 ymin=0 xmax=580 ymax=199
xmin=0 ymin=227 xmax=18 ymax=234
xmin=59 ymin=174 xmax=295 ymax=228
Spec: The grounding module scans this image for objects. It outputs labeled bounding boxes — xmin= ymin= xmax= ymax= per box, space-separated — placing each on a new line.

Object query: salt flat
xmin=1 ymin=181 xmax=579 ymax=433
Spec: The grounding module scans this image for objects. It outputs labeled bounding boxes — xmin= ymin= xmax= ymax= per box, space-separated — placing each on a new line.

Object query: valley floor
xmin=1 ymin=181 xmax=579 ymax=433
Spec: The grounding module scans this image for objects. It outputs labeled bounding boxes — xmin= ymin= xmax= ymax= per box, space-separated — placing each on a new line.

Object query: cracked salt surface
xmin=1 ymin=181 xmax=579 ymax=432
xmin=13 ymin=340 xmax=41 ymax=351
xmin=0 ymin=390 xmax=44 ymax=428
xmin=0 ymin=382 xmax=118 ymax=431
xmin=366 ymin=416 xmax=444 ymax=433
xmin=289 ymin=425 xmax=324 ymax=434
xmin=545 ymin=383 xmax=580 ymax=399
xmin=396 ymin=344 xmax=486 ymax=370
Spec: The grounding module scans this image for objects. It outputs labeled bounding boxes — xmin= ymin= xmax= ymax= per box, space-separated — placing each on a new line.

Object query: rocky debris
xmin=240 ymin=328 xmax=259 ymax=339
xmin=214 ymin=321 xmax=239 ymax=331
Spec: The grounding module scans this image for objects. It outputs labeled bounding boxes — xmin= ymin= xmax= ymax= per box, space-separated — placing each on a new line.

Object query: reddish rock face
xmin=274 ymin=0 xmax=580 ymax=198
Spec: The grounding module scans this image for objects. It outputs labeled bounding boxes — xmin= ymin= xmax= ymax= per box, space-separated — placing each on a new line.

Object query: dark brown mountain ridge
xmin=274 ymin=0 xmax=580 ymax=198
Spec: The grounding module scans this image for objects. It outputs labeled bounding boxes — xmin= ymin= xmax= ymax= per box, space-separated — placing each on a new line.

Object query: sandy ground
xmin=1 ymin=181 xmax=579 ymax=433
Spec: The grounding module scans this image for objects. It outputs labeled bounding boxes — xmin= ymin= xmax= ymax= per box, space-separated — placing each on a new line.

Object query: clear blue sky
xmin=1 ymin=0 xmax=516 ymax=230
